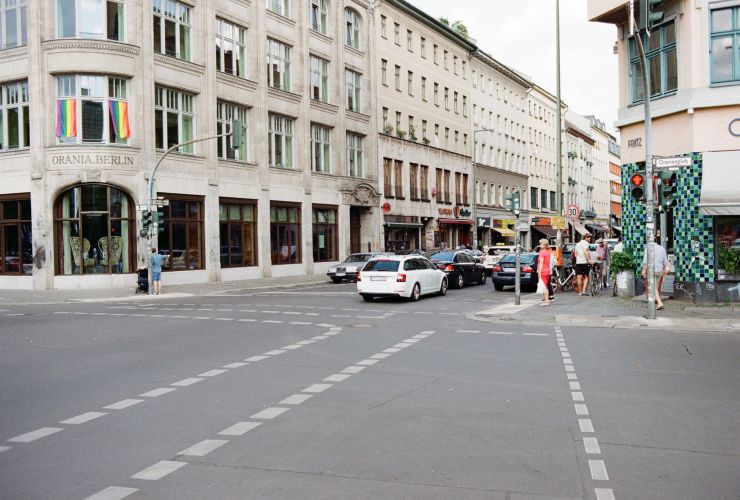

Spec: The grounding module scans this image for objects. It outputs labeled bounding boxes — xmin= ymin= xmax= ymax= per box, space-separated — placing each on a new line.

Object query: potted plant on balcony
xmin=422 ymin=136 xmax=430 ymax=145
xmin=396 ymin=129 xmax=407 ymax=139
xmin=610 ymin=248 xmax=636 ymax=297
xmin=383 ymin=123 xmax=393 ymax=135
xmin=409 ymin=125 xmax=417 ymax=141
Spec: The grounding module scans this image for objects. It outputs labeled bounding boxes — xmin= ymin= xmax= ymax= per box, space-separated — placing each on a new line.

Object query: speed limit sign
xmin=566 ymin=204 xmax=580 ymax=220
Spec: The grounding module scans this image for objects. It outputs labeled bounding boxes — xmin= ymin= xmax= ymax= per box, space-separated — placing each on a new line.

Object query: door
xmin=350 ymin=207 xmax=361 ymax=253
xmin=456 ymin=252 xmax=473 ymax=284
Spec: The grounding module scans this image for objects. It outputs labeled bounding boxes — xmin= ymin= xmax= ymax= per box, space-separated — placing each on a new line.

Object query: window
xmin=443 ymin=50 xmax=448 ymax=69
xmin=154 ymin=85 xmax=192 ymax=152
xmin=711 ymin=6 xmax=740 ymax=83
xmin=380 ymin=14 xmax=387 ymax=38
xmin=381 ymin=59 xmax=388 ymax=85
xmin=383 ymin=158 xmax=393 ymax=196
xmin=1 ymin=0 xmax=27 ymax=48
xmin=406 ymin=29 xmax=412 ymax=51
xmin=541 ymin=188 xmax=547 ymax=209
xmin=629 ymin=20 xmax=676 ymax=102
xmin=58 ymin=0 xmax=122 ymax=41
xmin=443 ymin=170 xmax=450 ymax=203
xmin=270 ymin=204 xmax=300 ymax=265
xmin=393 ymin=22 xmax=400 ymax=45
xmin=410 ymin=163 xmax=418 ymax=199
xmin=454 ymin=131 xmax=459 ymax=151
xmin=421 ymin=120 xmax=427 ymax=140
xmin=310 ymin=55 xmax=329 ymax=102
xmin=152 ymin=0 xmax=189 ymax=60
xmin=462 ymin=95 xmax=467 ymax=116
xmin=421 ymin=76 xmax=427 ymax=100
xmin=267 ymin=38 xmax=292 ymax=91
xmin=345 ymin=8 xmax=361 ymax=50
xmin=453 ymin=91 xmax=458 ymax=113
xmin=0 ymin=80 xmax=29 ymax=151
xmin=395 ymin=111 xmax=401 ymax=133
xmin=435 ymin=168 xmax=443 ymax=202
xmin=408 ymin=115 xmax=414 ymax=139
xmin=444 ymin=87 xmax=449 ymax=110
xmin=462 ymin=173 xmax=469 ymax=204
xmin=394 ymin=65 xmax=401 ymax=91
xmin=420 ymin=36 xmax=426 ymax=57
xmin=219 ymin=201 xmax=257 ymax=268
xmin=311 ymin=123 xmax=331 ymax=173
xmin=420 ymin=165 xmax=429 ymax=199
xmin=345 ymin=69 xmax=361 ymax=112
xmin=407 ymin=70 xmax=413 ymax=95
xmin=217 ymin=101 xmax=248 ymax=161
xmin=550 ymin=191 xmax=556 ymax=210
xmin=434 ymin=82 xmax=439 ymax=105
xmin=462 ymin=60 xmax=466 ymax=78
xmin=382 ymin=107 xmax=388 ymax=128
xmin=433 ymin=44 xmax=438 ymax=64
xmin=268 ymin=113 xmax=294 ymax=168
xmin=312 ymin=207 xmax=337 ymax=262
xmin=455 ymin=172 xmax=461 ymax=203
xmin=215 ymin=18 xmax=246 ymax=78
xmin=57 ymin=75 xmax=130 ymax=146
xmin=394 ymin=160 xmax=403 ymax=198
xmin=347 ymin=132 xmax=363 ymax=177
xmin=472 ymin=69 xmax=477 ymax=87
xmin=453 ymin=55 xmax=458 ymax=74
xmin=531 ymin=187 xmax=538 ymax=209
xmin=54 ymin=184 xmax=136 ymax=275
xmin=267 ymin=0 xmax=290 ymax=18
xmin=309 ymin=0 xmax=327 ymax=34
xmin=0 ymin=195 xmax=31 ymax=275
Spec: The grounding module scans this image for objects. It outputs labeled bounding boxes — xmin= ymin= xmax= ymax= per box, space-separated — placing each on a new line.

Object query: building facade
xmin=608 ymin=138 xmax=622 ymax=236
xmin=590 ymin=0 xmax=740 ymax=302
xmin=589 ymin=116 xmax=615 ymax=238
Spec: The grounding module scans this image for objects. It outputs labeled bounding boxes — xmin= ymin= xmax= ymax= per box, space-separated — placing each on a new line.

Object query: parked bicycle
xmin=551 ymin=265 xmax=577 ymax=292
xmin=589 ymin=261 xmax=604 ymax=296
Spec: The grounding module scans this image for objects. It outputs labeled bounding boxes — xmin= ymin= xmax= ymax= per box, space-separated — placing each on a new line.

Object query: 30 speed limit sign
xmin=566 ymin=204 xmax=580 ymax=220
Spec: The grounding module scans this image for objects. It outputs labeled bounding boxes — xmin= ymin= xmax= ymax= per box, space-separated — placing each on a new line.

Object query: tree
xmin=451 ymin=20 xmax=469 ymax=37
xmin=438 ymin=17 xmax=450 ymax=26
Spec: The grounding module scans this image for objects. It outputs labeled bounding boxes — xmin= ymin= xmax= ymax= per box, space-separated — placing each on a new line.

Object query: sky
xmin=412 ymin=0 xmax=620 ymax=136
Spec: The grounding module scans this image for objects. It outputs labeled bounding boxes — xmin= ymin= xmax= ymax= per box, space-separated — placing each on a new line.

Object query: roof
xmin=386 ymin=0 xmax=478 ymax=51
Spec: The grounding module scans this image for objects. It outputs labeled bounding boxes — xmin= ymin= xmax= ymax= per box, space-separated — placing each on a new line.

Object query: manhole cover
xmin=350 ymin=324 xmax=374 ymax=328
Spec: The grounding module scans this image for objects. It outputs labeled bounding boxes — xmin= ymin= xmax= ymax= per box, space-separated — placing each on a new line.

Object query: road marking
xmin=341 ymin=365 xmax=366 ymax=374
xmin=171 ymin=315 xmax=189 ymax=319
xmin=281 ymin=344 xmax=302 ymax=350
xmin=264 ymin=349 xmax=286 ymax=356
xmin=104 ymin=399 xmax=144 ymax=410
xmin=238 ymin=318 xmax=256 ymax=322
xmin=290 ymin=321 xmax=312 ymax=325
xmin=218 ymin=421 xmax=262 ymax=436
xmin=595 ymin=488 xmax=616 ymax=500
xmin=302 ymin=383 xmax=333 ymax=393
xmin=317 ymin=323 xmax=335 ymax=328
xmin=8 ymin=427 xmax=63 ymax=443
xmin=560 ymin=347 xmax=569 ymax=352
xmin=383 ymin=347 xmax=402 ymax=353
xmin=583 ymin=437 xmax=602 ymax=454
xmin=569 ymin=382 xmax=581 ymax=390
xmin=414 ymin=311 xmax=433 ymax=315
xmin=171 ymin=378 xmax=204 ymax=387
xmin=562 ymin=352 xmax=571 ymax=358
xmin=420 ymin=330 xmax=436 ymax=334
xmin=488 ymin=331 xmax=514 ymax=335
xmin=412 ymin=334 xmax=431 ymax=339
xmin=245 ymin=355 xmax=269 ymax=362
xmin=324 ymin=373 xmax=352 ymax=382
xmin=178 ymin=439 xmax=229 ymax=457
xmin=572 ymin=392 xmax=585 ymax=402
xmin=403 ymin=338 xmax=421 ymax=343
xmin=250 ymin=407 xmax=290 ymax=419
xmin=330 ymin=314 xmax=350 ymax=318
xmin=579 ymin=419 xmax=595 ymax=433
xmin=312 ymin=335 xmax=329 ymax=340
xmin=370 ymin=353 xmax=391 ymax=359
xmin=393 ymin=342 xmax=412 ymax=348
xmin=439 ymin=312 xmax=458 ymax=315
xmin=260 ymin=310 xmax=279 ymax=314
xmin=324 ymin=331 xmax=341 ymax=336
xmin=82 ymin=486 xmax=138 ymax=500
xmin=198 ymin=369 xmax=227 ymax=377
xmin=575 ymin=404 xmax=589 ymax=416
xmin=262 ymin=320 xmax=283 ymax=324
xmin=131 ymin=460 xmax=187 ymax=480
xmin=0 ymin=446 xmax=10 ymax=453
xmin=588 ymin=459 xmax=609 ymax=480
xmin=197 ymin=308 xmax=214 ymax=311
xmin=523 ymin=333 xmax=549 ymax=336
xmin=215 ymin=317 xmax=234 ymax=321
xmin=456 ymin=329 xmax=480 ymax=333
xmin=216 ymin=309 xmax=233 ymax=312
xmin=223 ymin=362 xmax=248 ymax=369
xmin=279 ymin=394 xmax=314 ymax=405
xmin=60 ymin=412 xmax=108 ymax=425
xmin=139 ymin=388 xmax=176 ymax=398
xmin=54 ymin=311 xmax=70 ymax=314
xmin=283 ymin=311 xmax=301 ymax=315
xmin=567 ymin=373 xmax=578 ymax=380
xmin=239 ymin=309 xmax=256 ymax=313
xmin=296 ymin=340 xmax=316 ymax=345
xmin=565 ymin=365 xmax=575 ymax=372
xmin=563 ymin=359 xmax=573 ymax=365
xmin=193 ymin=316 xmax=211 ymax=320
xmin=356 ymin=359 xmax=379 ymax=366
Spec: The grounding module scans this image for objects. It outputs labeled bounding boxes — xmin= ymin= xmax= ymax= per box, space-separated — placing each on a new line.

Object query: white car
xmin=483 ymin=246 xmax=516 ymax=275
xmin=357 ymin=255 xmax=448 ymax=302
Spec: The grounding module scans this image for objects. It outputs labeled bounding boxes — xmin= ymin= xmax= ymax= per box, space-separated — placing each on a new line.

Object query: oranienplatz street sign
xmin=654 ymin=157 xmax=692 ymax=168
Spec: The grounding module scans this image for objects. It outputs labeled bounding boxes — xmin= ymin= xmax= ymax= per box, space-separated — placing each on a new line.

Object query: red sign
xmin=566 ymin=204 xmax=580 ymax=220
xmin=382 ymin=202 xmax=391 ymax=213
xmin=438 ymin=208 xmax=453 ymax=215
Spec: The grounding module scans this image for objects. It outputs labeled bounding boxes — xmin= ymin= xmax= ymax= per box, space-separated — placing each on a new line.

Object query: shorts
xmin=152 ymin=271 xmax=161 ymax=281
xmin=575 ymin=264 xmax=590 ymax=276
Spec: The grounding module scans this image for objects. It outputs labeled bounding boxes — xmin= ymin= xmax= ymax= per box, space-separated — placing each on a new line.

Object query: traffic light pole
xmin=554 ymin=0 xmax=564 ymax=269
xmin=514 ymin=213 xmax=521 ymax=306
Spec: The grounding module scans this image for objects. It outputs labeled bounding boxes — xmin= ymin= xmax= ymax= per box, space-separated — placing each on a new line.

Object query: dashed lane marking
xmin=583 ymin=437 xmax=602 ymax=454
xmin=82 ymin=486 xmax=138 ymax=500
xmin=324 ymin=373 xmax=352 ymax=382
xmin=0 ymin=446 xmax=11 ymax=453
xmin=575 ymin=404 xmax=589 ymax=416
xmin=218 ymin=421 xmax=262 ymax=436
xmin=177 ymin=439 xmax=229 ymax=457
xmin=60 ymin=412 xmax=107 ymax=425
xmin=279 ymin=394 xmax=314 ymax=405
xmin=223 ymin=362 xmax=248 ymax=369
xmin=104 ymin=399 xmax=144 ymax=410
xmin=356 ymin=359 xmax=379 ymax=366
xmin=131 ymin=460 xmax=187 ymax=480
xmin=588 ymin=460 xmax=609 ymax=480
xmin=341 ymin=365 xmax=366 ymax=375
xmin=139 ymin=388 xmax=177 ymax=398
xmin=245 ymin=355 xmax=269 ymax=362
xmin=302 ymin=383 xmax=333 ymax=393
xmin=8 ymin=427 xmax=63 ymax=443
xmin=579 ymin=419 xmax=595 ymax=433
xmin=595 ymin=488 xmax=616 ymax=500
xmin=263 ymin=349 xmax=286 ymax=356
xmin=250 ymin=407 xmax=290 ymax=420
xmin=198 ymin=369 xmax=227 ymax=377
xmin=171 ymin=378 xmax=204 ymax=387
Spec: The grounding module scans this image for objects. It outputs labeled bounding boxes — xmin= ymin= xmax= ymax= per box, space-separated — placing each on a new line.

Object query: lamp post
xmin=555 ymin=0 xmax=564 ymax=266
xmin=472 ymin=127 xmax=493 ymax=250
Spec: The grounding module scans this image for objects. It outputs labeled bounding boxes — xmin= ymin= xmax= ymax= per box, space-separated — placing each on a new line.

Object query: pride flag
xmin=56 ymin=99 xmax=76 ymax=138
xmin=109 ymin=100 xmax=131 ymax=140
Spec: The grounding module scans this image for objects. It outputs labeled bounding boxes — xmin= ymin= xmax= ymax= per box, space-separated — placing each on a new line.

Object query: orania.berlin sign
xmin=50 ymin=153 xmax=135 ymax=167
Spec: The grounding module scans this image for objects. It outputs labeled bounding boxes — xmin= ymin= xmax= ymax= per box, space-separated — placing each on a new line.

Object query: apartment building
xmin=0 ymin=0 xmax=379 ymax=290
xmin=375 ymin=0 xmax=475 ymax=251
xmin=589 ymin=116 xmax=615 ymax=238
xmin=608 ymin=138 xmax=622 ymax=235
xmin=563 ymin=111 xmax=596 ymax=240
xmin=589 ymin=0 xmax=740 ymax=302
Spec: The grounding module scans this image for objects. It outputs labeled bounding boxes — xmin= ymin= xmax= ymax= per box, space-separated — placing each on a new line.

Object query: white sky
xmin=412 ymin=0 xmax=620 ymax=136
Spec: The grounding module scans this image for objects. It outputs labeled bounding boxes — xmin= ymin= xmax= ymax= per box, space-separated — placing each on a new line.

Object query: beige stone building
xmin=589 ymin=116 xmax=615 ymax=238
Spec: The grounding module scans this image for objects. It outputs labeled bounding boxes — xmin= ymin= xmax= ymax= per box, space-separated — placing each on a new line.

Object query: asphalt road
xmin=0 ymin=281 xmax=738 ymax=500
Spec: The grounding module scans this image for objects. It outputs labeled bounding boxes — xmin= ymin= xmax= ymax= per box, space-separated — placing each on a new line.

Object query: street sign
xmin=566 ymin=204 xmax=580 ymax=220
xmin=551 ymin=216 xmax=567 ymax=230
xmin=136 ymin=205 xmax=149 ymax=211
xmin=515 ymin=222 xmax=530 ymax=232
xmin=654 ymin=157 xmax=692 ymax=168
xmin=150 ymin=199 xmax=170 ymax=207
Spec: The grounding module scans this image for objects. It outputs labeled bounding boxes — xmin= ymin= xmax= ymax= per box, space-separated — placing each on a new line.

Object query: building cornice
xmin=473 ymin=50 xmax=532 ymax=89
xmin=0 ymin=45 xmax=29 ymax=61
xmin=216 ymin=72 xmax=258 ymax=93
xmin=310 ymin=99 xmax=340 ymax=115
xmin=383 ymin=0 xmax=477 ymax=51
xmin=267 ymin=87 xmax=302 ymax=105
xmin=153 ymin=53 xmax=205 ymax=76
xmin=346 ymin=109 xmax=371 ymax=124
xmin=474 ymin=162 xmax=528 ymax=180
xmin=42 ymin=39 xmax=140 ymax=56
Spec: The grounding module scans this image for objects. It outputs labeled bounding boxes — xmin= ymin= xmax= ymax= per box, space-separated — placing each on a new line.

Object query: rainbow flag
xmin=109 ymin=101 xmax=131 ymax=140
xmin=56 ymin=99 xmax=76 ymax=138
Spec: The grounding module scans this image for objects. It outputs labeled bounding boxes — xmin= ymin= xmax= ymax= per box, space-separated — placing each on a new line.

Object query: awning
xmin=586 ymin=223 xmax=609 ymax=233
xmin=438 ymin=218 xmax=473 ymax=225
xmin=384 ymin=222 xmax=423 ymax=228
xmin=699 ymin=151 xmax=740 ymax=215
xmin=570 ymin=220 xmax=590 ymax=236
xmin=611 ymin=225 xmax=622 ymax=234
xmin=532 ymin=225 xmax=558 ymax=238
xmin=491 ymin=227 xmax=516 ymax=236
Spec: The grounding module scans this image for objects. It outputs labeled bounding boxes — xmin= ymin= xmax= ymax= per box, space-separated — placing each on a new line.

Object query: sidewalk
xmin=0 ymin=274 xmax=329 ymax=306
xmin=472 ymin=287 xmax=740 ymax=332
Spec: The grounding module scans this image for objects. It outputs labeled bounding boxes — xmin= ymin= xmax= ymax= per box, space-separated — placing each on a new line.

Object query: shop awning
xmin=612 ymin=225 xmax=622 ymax=233
xmin=532 ymin=225 xmax=558 ymax=238
xmin=438 ymin=218 xmax=473 ymax=225
xmin=491 ymin=227 xmax=516 ymax=236
xmin=699 ymin=151 xmax=740 ymax=215
xmin=586 ymin=223 xmax=609 ymax=233
xmin=570 ymin=220 xmax=590 ymax=236
xmin=384 ymin=222 xmax=423 ymax=228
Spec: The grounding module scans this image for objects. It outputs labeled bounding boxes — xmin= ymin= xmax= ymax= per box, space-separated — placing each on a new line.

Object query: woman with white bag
xmin=537 ymin=238 xmax=552 ymax=306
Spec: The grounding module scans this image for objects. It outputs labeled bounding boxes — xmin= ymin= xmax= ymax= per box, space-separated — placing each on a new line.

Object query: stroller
xmin=135 ymin=268 xmax=149 ymax=294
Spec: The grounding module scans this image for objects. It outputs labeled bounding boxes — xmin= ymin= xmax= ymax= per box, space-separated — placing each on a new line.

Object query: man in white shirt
xmin=574 ymin=234 xmax=593 ymax=295
xmin=613 ymin=236 xmax=624 ymax=253
xmin=641 ymin=242 xmax=670 ymax=310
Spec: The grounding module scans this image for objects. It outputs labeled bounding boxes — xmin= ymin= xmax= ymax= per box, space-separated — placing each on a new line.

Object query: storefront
xmin=476 ymin=216 xmax=491 ymax=249
xmin=383 ymin=215 xmax=422 ymax=251
xmin=438 ymin=218 xmax=472 ymax=249
xmin=490 ymin=218 xmax=516 ymax=246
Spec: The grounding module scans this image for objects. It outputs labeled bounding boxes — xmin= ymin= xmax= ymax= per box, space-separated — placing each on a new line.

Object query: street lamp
xmin=472 ymin=127 xmax=493 ymax=250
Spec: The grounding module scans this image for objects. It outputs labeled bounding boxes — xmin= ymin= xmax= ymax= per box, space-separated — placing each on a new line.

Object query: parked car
xmin=427 ymin=250 xmax=487 ymax=289
xmin=463 ymin=248 xmax=485 ymax=263
xmin=491 ymin=252 xmax=541 ymax=292
xmin=394 ymin=249 xmax=424 ymax=256
xmin=357 ymin=255 xmax=447 ymax=302
xmin=483 ymin=245 xmax=516 ymax=275
xmin=327 ymin=252 xmax=391 ymax=283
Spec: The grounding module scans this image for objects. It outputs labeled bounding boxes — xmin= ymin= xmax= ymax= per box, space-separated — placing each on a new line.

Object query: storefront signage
xmin=492 ymin=218 xmax=516 ymax=228
xmin=477 ymin=216 xmax=491 ymax=228
xmin=551 ymin=216 xmax=567 ymax=230
xmin=438 ymin=208 xmax=453 ymax=215
xmin=50 ymin=153 xmax=135 ymax=167
xmin=627 ymin=138 xmax=642 ymax=148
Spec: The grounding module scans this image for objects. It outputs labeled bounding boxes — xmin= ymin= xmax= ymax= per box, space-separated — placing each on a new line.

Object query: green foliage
xmin=438 ymin=17 xmax=450 ymax=26
xmin=719 ymin=245 xmax=740 ymax=275
xmin=610 ymin=249 xmax=635 ymax=276
xmin=451 ymin=21 xmax=469 ymax=36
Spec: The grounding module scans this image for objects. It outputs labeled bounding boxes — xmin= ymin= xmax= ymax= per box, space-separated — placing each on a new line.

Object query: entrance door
xmin=350 ymin=207 xmax=361 ymax=253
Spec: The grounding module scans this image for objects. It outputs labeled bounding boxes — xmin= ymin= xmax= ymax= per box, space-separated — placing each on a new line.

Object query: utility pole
xmin=554 ymin=0 xmax=564 ymax=267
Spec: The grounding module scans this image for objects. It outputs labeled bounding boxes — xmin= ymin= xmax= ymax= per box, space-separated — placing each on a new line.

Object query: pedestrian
xmin=613 ymin=236 xmax=624 ymax=253
xmin=574 ymin=234 xmax=593 ymax=295
xmin=150 ymin=248 xmax=166 ymax=295
xmin=596 ymin=238 xmax=609 ymax=287
xmin=537 ymin=238 xmax=553 ymax=306
xmin=641 ymin=241 xmax=670 ymax=310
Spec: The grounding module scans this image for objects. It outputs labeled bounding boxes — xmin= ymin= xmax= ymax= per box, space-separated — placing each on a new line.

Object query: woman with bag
xmin=537 ymin=238 xmax=552 ymax=306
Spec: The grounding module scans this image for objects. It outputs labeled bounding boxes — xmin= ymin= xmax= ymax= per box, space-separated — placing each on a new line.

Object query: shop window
xmin=0 ymin=195 xmax=32 ymax=275
xmin=270 ymin=204 xmax=301 ymax=265
xmin=312 ymin=207 xmax=337 ymax=262
xmin=54 ymin=184 xmax=134 ymax=275
xmin=219 ymin=201 xmax=257 ymax=268
xmin=158 ymin=195 xmax=204 ymax=271
xmin=716 ymin=217 xmax=740 ymax=274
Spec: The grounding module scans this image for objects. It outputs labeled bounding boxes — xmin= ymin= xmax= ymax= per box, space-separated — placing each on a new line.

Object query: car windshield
xmin=428 ymin=252 xmax=455 ymax=261
xmin=344 ymin=254 xmax=371 ymax=263
xmin=363 ymin=260 xmax=400 ymax=272
xmin=500 ymin=254 xmax=536 ymax=264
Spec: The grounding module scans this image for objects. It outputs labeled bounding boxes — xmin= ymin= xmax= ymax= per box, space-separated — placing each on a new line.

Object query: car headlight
xmin=328 ymin=267 xmax=337 ymax=273
xmin=346 ymin=266 xmax=358 ymax=272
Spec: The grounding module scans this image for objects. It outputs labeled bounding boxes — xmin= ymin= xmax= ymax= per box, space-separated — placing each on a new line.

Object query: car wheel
xmin=493 ymin=283 xmax=504 ymax=291
xmin=478 ymin=272 xmax=486 ymax=285
xmin=331 ymin=278 xmax=342 ymax=284
xmin=409 ymin=283 xmax=421 ymax=302
xmin=361 ymin=294 xmax=374 ymax=302
xmin=438 ymin=278 xmax=448 ymax=296
xmin=455 ymin=274 xmax=464 ymax=289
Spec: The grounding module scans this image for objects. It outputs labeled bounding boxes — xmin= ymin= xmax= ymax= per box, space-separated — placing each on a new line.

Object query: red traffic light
xmin=630 ymin=173 xmax=645 ymax=186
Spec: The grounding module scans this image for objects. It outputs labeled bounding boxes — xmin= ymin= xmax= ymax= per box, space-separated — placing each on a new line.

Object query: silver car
xmin=327 ymin=252 xmax=391 ymax=283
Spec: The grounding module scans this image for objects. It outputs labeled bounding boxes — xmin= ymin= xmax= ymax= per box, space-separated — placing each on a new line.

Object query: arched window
xmin=344 ymin=8 xmax=361 ymax=50
xmin=310 ymin=0 xmax=328 ymax=35
xmin=54 ymin=184 xmax=135 ymax=275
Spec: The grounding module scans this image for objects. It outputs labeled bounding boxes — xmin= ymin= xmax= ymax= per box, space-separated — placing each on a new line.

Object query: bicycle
xmin=551 ymin=265 xmax=576 ymax=292
xmin=589 ymin=261 xmax=604 ymax=296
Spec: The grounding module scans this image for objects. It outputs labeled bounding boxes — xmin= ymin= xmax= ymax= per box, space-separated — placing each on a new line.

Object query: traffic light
xmin=658 ymin=171 xmax=677 ymax=210
xmin=231 ymin=119 xmax=242 ymax=149
xmin=140 ymin=210 xmax=153 ymax=237
xmin=630 ymin=170 xmax=646 ymax=203
xmin=639 ymin=0 xmax=664 ymax=31
xmin=154 ymin=207 xmax=166 ymax=234
xmin=505 ymin=191 xmax=521 ymax=216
